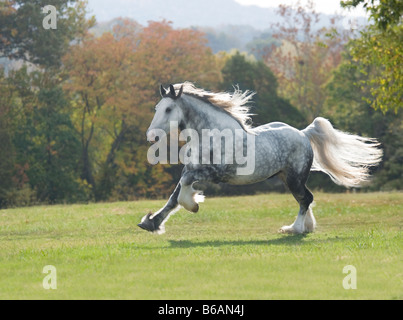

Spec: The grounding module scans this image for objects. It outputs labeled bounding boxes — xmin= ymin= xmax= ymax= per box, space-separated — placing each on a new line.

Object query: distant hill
xmin=87 ymin=0 xmax=283 ymax=29
xmin=87 ymin=0 xmax=367 ymax=30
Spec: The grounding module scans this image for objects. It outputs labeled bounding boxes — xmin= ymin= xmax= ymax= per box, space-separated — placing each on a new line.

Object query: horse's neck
xmin=182 ymin=96 xmax=242 ymax=133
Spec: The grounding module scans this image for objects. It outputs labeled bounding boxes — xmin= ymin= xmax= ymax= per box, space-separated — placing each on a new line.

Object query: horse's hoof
xmin=138 ymin=213 xmax=156 ymax=232
xmin=279 ymin=225 xmax=301 ymax=234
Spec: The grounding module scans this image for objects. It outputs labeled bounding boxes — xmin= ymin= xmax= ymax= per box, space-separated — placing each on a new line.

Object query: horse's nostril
xmin=147 ymin=130 xmax=157 ymax=142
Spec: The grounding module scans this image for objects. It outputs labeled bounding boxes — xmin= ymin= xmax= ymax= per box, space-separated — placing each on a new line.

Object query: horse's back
xmin=253 ymin=121 xmax=298 ymax=132
xmin=252 ymin=122 xmax=305 ymax=141
xmin=253 ymin=121 xmax=312 ymax=168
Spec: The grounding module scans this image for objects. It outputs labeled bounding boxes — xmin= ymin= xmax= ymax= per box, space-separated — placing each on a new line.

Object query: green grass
xmin=0 ymin=192 xmax=402 ymax=300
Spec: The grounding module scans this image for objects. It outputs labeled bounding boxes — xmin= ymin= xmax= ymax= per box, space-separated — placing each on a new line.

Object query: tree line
xmin=0 ymin=0 xmax=401 ymax=208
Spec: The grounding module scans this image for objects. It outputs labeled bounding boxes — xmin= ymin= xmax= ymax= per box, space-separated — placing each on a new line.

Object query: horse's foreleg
xmin=138 ymin=183 xmax=181 ymax=234
xmin=138 ymin=168 xmax=215 ymax=233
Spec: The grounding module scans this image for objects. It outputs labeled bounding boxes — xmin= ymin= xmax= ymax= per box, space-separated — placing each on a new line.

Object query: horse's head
xmin=146 ymin=84 xmax=184 ymax=142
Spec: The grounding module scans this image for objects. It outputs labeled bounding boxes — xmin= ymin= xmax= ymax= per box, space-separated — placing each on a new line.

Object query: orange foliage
xmin=263 ymin=1 xmax=348 ymax=121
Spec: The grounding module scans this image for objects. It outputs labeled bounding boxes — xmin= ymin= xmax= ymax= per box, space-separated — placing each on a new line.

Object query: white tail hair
xmin=303 ymin=117 xmax=383 ymax=187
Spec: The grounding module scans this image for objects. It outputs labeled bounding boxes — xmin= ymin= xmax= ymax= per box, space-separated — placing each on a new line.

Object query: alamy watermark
xmin=342 ymin=265 xmax=357 ymax=290
xmin=147 ymin=121 xmax=256 ymax=175
xmin=42 ymin=5 xmax=57 ymax=30
xmin=43 ymin=265 xmax=57 ymax=290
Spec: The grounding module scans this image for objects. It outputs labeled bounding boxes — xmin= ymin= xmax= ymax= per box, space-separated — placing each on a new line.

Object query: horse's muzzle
xmin=146 ymin=129 xmax=158 ymax=143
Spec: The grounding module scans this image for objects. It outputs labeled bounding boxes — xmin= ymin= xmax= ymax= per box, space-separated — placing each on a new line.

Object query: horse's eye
xmin=166 ymin=107 xmax=172 ymax=113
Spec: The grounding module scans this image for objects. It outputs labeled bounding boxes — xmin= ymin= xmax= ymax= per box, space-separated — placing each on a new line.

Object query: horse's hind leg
xmin=278 ymin=170 xmax=316 ymax=234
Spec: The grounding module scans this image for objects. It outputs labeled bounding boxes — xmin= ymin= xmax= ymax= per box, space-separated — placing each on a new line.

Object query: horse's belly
xmin=226 ymin=173 xmax=275 ymax=185
xmin=225 ymin=160 xmax=281 ymax=185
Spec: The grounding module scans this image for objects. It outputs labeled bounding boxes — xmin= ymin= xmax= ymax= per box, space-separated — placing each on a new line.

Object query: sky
xmin=235 ymin=0 xmax=367 ymax=17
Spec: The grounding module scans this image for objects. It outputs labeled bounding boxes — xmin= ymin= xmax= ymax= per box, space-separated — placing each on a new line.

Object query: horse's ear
xmin=160 ymin=85 xmax=167 ymax=97
xmin=176 ymin=85 xmax=184 ymax=99
xmin=168 ymin=84 xmax=184 ymax=99
xmin=169 ymin=84 xmax=176 ymax=97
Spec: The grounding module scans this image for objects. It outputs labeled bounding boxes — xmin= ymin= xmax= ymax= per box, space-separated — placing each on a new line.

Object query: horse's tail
xmin=302 ymin=117 xmax=383 ymax=188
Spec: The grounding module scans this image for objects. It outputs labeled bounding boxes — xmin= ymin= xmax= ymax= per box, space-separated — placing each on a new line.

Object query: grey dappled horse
xmin=138 ymin=82 xmax=382 ymax=234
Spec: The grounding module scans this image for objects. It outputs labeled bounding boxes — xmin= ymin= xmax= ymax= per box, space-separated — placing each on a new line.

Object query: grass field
xmin=0 ymin=192 xmax=402 ymax=300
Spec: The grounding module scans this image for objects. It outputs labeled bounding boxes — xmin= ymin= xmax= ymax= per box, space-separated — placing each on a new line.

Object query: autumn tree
xmin=264 ymin=0 xmax=348 ymax=121
xmin=16 ymin=70 xmax=85 ymax=203
xmin=0 ymin=65 xmax=86 ymax=206
xmin=0 ymin=0 xmax=94 ymax=67
xmin=0 ymin=67 xmax=17 ymax=207
xmin=0 ymin=1 xmax=94 ymax=207
xmin=341 ymin=0 xmax=402 ymax=112
xmin=133 ymin=20 xmax=222 ymax=91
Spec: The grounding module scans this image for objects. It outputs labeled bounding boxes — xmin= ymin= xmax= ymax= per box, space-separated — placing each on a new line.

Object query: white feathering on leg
xmin=304 ymin=204 xmax=316 ymax=233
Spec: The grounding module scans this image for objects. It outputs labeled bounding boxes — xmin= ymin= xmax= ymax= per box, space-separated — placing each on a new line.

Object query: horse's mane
xmin=173 ymin=82 xmax=255 ymax=131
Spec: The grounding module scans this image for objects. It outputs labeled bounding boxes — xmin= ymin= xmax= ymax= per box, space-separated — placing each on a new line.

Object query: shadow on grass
xmin=168 ymin=234 xmax=346 ymax=248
